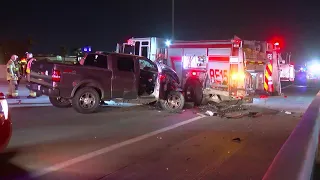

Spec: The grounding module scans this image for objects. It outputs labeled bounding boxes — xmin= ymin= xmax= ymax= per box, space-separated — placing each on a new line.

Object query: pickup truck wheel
xmin=72 ymin=87 xmax=100 ymax=114
xmin=160 ymin=91 xmax=185 ymax=112
xmin=49 ymin=97 xmax=72 ymax=108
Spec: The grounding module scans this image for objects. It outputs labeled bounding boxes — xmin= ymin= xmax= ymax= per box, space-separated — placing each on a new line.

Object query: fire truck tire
xmin=160 ymin=91 xmax=185 ymax=112
xmin=49 ymin=97 xmax=72 ymax=108
xmin=72 ymin=87 xmax=100 ymax=114
xmin=36 ymin=91 xmax=43 ymax=97
xmin=184 ymin=80 xmax=203 ymax=106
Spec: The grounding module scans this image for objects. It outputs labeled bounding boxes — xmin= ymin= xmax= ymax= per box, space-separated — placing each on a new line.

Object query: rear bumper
xmin=26 ymin=83 xmax=60 ymax=97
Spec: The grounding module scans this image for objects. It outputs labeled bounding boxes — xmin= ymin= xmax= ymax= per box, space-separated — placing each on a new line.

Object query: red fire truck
xmin=116 ymin=36 xmax=282 ymax=105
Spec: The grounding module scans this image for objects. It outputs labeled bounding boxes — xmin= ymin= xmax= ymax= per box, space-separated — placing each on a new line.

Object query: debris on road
xmin=205 ymin=110 xmax=217 ymax=116
xmin=285 ymin=111 xmax=292 ymax=114
xmin=232 ymin=137 xmax=242 ymax=143
xmin=196 ymin=101 xmax=274 ymax=119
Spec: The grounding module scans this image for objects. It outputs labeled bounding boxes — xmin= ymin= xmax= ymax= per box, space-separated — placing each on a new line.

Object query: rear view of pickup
xmin=27 ymin=55 xmax=112 ymax=114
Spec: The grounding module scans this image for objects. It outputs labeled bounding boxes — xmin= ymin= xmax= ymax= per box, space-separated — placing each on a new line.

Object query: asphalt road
xmin=0 ymin=82 xmax=318 ymax=180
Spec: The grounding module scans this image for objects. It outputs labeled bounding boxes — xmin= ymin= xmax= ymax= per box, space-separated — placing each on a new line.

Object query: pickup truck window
xmin=117 ymin=56 xmax=134 ymax=72
xmin=139 ymin=59 xmax=156 ymax=70
xmin=83 ymin=54 xmax=108 ymax=68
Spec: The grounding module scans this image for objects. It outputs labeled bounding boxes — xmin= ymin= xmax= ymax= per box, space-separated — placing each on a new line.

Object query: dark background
xmin=0 ymin=0 xmax=318 ymax=64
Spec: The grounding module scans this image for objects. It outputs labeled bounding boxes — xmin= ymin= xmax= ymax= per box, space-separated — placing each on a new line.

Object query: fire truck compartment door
xmin=208 ymin=48 xmax=231 ymax=56
xmin=207 ymin=61 xmax=229 ymax=87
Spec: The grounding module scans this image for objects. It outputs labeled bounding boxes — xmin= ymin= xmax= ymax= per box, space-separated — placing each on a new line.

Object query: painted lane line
xmin=9 ymin=104 xmax=53 ymax=108
xmin=30 ymin=114 xmax=206 ymax=178
xmin=281 ymin=84 xmax=293 ymax=89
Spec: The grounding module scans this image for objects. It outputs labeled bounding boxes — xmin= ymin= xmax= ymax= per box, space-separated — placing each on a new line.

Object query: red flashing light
xmin=191 ymin=71 xmax=197 ymax=76
xmin=274 ymin=42 xmax=279 ymax=46
xmin=52 ymin=70 xmax=61 ymax=82
xmin=127 ymin=39 xmax=134 ymax=45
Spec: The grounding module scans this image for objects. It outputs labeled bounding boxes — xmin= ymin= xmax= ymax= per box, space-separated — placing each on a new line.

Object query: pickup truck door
xmin=111 ymin=55 xmax=138 ymax=99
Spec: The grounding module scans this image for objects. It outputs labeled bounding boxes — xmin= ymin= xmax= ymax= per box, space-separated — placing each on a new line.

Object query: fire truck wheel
xmin=72 ymin=87 xmax=100 ymax=114
xmin=49 ymin=97 xmax=72 ymax=108
xmin=160 ymin=91 xmax=185 ymax=112
xmin=36 ymin=91 xmax=43 ymax=97
xmin=185 ymin=80 xmax=203 ymax=106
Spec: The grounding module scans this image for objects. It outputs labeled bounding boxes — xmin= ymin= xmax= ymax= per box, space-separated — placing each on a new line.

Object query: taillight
xmin=159 ymin=74 xmax=166 ymax=82
xmin=52 ymin=70 xmax=61 ymax=82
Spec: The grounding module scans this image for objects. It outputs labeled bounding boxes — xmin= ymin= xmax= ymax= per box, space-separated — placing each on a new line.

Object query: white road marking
xmin=9 ymin=104 xmax=52 ymax=108
xmin=281 ymin=84 xmax=293 ymax=89
xmin=30 ymin=114 xmax=206 ymax=178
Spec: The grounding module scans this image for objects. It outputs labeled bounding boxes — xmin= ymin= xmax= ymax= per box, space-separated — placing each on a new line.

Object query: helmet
xmin=25 ymin=52 xmax=33 ymax=59
xmin=10 ymin=55 xmax=18 ymax=61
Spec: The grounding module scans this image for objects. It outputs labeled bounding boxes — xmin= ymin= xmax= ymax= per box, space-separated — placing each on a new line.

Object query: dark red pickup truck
xmin=27 ymin=52 xmax=185 ymax=113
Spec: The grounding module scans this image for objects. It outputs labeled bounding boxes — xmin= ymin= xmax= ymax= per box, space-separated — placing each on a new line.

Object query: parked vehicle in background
xmin=116 ymin=36 xmax=283 ymax=105
xmin=0 ymin=92 xmax=12 ymax=152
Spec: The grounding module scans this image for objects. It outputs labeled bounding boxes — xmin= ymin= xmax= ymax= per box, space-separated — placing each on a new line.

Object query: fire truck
xmin=279 ymin=52 xmax=295 ymax=82
xmin=116 ymin=36 xmax=282 ymax=105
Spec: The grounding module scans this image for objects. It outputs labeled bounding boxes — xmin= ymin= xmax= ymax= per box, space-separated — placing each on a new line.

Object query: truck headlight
xmin=231 ymin=73 xmax=245 ymax=80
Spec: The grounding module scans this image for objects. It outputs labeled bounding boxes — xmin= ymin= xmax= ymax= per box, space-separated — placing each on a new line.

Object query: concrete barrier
xmin=262 ymin=91 xmax=320 ymax=180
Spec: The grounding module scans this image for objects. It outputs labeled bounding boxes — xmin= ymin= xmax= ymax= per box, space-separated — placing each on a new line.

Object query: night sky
xmin=1 ymin=0 xmax=319 ymax=63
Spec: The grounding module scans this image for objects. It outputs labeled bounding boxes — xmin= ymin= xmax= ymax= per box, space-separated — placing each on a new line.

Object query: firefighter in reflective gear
xmin=19 ymin=58 xmax=27 ymax=77
xmin=6 ymin=55 xmax=19 ymax=98
xmin=14 ymin=59 xmax=22 ymax=85
xmin=26 ymin=52 xmax=37 ymax=98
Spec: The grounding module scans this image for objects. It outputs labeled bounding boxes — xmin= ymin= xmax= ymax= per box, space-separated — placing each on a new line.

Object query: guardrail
xmin=262 ymin=91 xmax=320 ymax=180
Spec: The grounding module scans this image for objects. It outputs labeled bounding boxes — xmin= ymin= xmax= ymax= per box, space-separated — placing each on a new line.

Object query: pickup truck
xmin=27 ymin=52 xmax=185 ymax=114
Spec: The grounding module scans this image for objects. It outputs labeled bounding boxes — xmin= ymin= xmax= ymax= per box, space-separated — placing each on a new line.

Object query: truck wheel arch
xmin=71 ymin=80 xmax=104 ymax=99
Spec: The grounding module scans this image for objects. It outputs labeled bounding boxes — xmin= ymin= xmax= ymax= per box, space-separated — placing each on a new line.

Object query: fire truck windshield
xmin=123 ymin=44 xmax=134 ymax=54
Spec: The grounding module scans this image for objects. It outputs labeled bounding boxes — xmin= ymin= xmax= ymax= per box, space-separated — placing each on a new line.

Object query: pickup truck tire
xmin=184 ymin=80 xmax=203 ymax=106
xmin=49 ymin=97 xmax=72 ymax=108
xmin=160 ymin=91 xmax=185 ymax=112
xmin=72 ymin=87 xmax=100 ymax=114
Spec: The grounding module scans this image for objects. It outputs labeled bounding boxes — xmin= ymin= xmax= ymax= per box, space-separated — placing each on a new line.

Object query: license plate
xmin=38 ymin=85 xmax=41 ymax=91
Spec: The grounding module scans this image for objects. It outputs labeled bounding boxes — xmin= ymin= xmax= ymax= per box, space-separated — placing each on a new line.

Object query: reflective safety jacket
xmin=6 ymin=60 xmax=18 ymax=81
xmin=26 ymin=58 xmax=36 ymax=74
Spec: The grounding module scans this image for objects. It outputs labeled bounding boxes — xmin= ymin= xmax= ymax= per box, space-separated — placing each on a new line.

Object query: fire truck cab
xmin=116 ymin=36 xmax=281 ymax=105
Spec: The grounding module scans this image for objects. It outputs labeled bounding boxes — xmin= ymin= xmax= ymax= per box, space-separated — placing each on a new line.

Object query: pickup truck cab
xmin=27 ymin=52 xmax=185 ymax=113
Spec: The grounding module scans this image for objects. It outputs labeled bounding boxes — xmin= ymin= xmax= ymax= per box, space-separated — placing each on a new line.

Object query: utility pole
xmin=172 ymin=0 xmax=175 ymax=40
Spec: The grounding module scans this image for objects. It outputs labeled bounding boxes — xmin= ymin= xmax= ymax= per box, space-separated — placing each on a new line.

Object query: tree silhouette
xmin=59 ymin=46 xmax=68 ymax=62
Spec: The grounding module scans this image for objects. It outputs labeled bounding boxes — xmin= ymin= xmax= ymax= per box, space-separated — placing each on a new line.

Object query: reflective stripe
xmin=29 ymin=91 xmax=36 ymax=97
xmin=264 ymin=63 xmax=273 ymax=92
